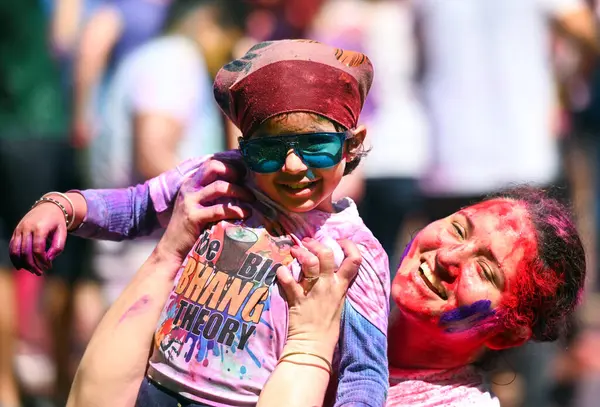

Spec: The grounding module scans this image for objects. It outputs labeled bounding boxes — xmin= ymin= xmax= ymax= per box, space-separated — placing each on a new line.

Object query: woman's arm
xmin=258 ymin=239 xmax=362 ymax=407
xmin=67 ymin=178 xmax=252 ymax=407
xmin=67 ymin=249 xmax=182 ymax=407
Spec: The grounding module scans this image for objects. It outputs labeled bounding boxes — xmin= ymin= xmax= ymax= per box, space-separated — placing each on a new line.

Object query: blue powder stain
xmin=196 ymin=337 xmax=208 ymax=362
xmin=246 ymin=345 xmax=262 ymax=368
xmin=439 ymin=300 xmax=495 ymax=333
xmin=207 ymin=341 xmax=215 ymax=350
xmin=212 ymin=342 xmax=220 ymax=357
xmin=240 ymin=366 xmax=247 ymax=375
xmin=397 ymin=238 xmax=414 ymax=270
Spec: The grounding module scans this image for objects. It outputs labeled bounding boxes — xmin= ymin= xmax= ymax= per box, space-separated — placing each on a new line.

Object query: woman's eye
xmin=479 ymin=262 xmax=496 ymax=286
xmin=452 ymin=222 xmax=466 ymax=239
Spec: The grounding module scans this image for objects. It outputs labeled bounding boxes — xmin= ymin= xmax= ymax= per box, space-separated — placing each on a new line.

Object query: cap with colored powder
xmin=213 ymin=39 xmax=374 ymax=137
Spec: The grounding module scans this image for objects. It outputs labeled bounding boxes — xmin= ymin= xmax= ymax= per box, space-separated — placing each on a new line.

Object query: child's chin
xmin=280 ymin=199 xmax=319 ymax=213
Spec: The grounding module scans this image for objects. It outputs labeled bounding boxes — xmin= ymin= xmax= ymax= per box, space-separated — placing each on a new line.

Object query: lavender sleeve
xmin=71 ymin=156 xmax=209 ymax=241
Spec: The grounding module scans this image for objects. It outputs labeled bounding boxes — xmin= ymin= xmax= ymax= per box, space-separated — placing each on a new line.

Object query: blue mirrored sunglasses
xmin=238 ymin=132 xmax=351 ymax=174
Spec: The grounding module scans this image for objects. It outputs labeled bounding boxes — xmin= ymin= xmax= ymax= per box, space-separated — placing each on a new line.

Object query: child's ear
xmin=346 ymin=125 xmax=367 ymax=160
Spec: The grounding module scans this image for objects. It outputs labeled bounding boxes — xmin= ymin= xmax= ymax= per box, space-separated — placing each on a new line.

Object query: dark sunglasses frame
xmin=238 ymin=131 xmax=353 ymax=174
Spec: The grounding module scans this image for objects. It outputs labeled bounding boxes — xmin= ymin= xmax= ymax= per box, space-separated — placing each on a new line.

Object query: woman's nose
xmin=435 ymin=242 xmax=478 ymax=282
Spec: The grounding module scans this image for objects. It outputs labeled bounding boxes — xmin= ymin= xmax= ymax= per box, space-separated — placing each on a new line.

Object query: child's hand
xmin=278 ymin=239 xmax=361 ymax=357
xmin=9 ymin=203 xmax=67 ymax=275
xmin=9 ymin=192 xmax=86 ymax=276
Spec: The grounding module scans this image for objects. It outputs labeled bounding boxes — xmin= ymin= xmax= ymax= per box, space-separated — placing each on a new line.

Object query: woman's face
xmin=391 ymin=199 xmax=538 ymax=328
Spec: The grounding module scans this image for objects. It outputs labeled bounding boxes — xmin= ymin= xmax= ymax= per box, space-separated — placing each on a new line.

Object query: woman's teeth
xmin=419 ymin=262 xmax=448 ymax=300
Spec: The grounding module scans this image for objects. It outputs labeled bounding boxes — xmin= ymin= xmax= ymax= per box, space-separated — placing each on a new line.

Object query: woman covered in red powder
xmin=383 ymin=186 xmax=585 ymax=405
xmin=12 ymin=159 xmax=585 ymax=406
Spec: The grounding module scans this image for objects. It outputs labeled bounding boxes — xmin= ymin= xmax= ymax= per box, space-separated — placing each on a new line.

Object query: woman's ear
xmin=345 ymin=125 xmax=367 ymax=161
xmin=485 ymin=325 xmax=531 ymax=350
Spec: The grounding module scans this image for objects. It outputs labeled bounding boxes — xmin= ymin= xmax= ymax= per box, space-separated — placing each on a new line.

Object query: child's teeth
xmin=289 ymin=183 xmax=308 ymax=189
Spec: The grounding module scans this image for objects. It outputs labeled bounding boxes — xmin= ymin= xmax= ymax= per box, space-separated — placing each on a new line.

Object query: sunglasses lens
xmin=242 ymin=139 xmax=286 ymax=173
xmin=298 ymin=133 xmax=344 ymax=168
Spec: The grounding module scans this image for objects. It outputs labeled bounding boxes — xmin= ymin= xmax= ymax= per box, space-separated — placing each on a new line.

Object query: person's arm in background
xmin=71 ymin=3 xmax=123 ymax=148
xmin=549 ymin=0 xmax=600 ymax=85
xmin=551 ymin=0 xmax=599 ymax=54
xmin=50 ymin=0 xmax=83 ymax=58
xmin=130 ymin=41 xmax=205 ymax=179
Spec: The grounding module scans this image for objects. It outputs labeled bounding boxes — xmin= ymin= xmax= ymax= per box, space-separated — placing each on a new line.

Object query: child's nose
xmin=282 ymin=150 xmax=308 ymax=174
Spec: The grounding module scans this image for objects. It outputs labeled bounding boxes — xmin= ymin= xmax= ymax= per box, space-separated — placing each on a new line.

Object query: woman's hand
xmin=277 ymin=238 xmax=362 ymax=355
xmin=257 ymin=238 xmax=361 ymax=407
xmin=154 ymin=157 xmax=255 ymax=265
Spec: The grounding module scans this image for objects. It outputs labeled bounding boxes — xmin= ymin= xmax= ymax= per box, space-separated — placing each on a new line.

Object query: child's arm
xmin=72 ymin=156 xmax=208 ymax=240
xmin=333 ymin=245 xmax=390 ymax=407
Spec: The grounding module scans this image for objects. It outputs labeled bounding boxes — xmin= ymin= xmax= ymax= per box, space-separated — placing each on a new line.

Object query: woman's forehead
xmin=460 ymin=199 xmax=530 ymax=233
xmin=459 ymin=198 xmax=538 ymax=272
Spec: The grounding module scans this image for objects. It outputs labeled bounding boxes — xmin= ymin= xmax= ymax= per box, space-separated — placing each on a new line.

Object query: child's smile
xmin=247 ymin=113 xmax=360 ymax=213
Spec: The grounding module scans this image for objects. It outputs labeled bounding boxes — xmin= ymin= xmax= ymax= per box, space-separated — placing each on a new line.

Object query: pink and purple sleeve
xmin=333 ymin=240 xmax=390 ymax=407
xmin=72 ymin=157 xmax=207 ymax=241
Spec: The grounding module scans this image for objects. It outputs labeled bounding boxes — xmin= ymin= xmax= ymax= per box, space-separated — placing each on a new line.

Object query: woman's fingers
xmin=194 ymin=158 xmax=243 ymax=187
xmin=276 ymin=265 xmax=303 ymax=302
xmin=193 ymin=203 xmax=252 ymax=225
xmin=291 ymin=246 xmax=320 ymax=284
xmin=195 ymin=180 xmax=255 ymax=205
xmin=337 ymin=240 xmax=361 ymax=284
xmin=301 ymin=238 xmax=335 ymax=276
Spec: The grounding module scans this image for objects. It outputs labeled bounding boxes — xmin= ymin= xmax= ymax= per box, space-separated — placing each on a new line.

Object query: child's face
xmin=248 ymin=113 xmax=351 ymax=213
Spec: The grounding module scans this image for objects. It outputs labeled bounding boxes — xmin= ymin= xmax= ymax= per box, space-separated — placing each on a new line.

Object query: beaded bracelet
xmin=31 ymin=197 xmax=73 ymax=230
xmin=43 ymin=192 xmax=76 ymax=231
xmin=277 ymin=351 xmax=333 ymax=375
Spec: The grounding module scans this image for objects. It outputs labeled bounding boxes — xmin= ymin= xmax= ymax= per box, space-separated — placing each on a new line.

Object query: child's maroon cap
xmin=214 ymin=39 xmax=374 ymax=137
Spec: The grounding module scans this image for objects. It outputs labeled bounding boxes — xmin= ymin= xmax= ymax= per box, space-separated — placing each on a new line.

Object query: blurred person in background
xmin=85 ymin=0 xmax=245 ymax=311
xmin=413 ymin=0 xmax=598 ymax=406
xmin=71 ymin=0 xmax=174 ymax=149
xmin=310 ymin=0 xmax=430 ymax=274
xmin=0 ymin=1 xmax=90 ymax=406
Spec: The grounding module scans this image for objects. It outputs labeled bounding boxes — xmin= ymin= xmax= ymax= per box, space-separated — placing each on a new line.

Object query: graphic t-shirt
xmin=147 ymin=188 xmax=390 ymax=406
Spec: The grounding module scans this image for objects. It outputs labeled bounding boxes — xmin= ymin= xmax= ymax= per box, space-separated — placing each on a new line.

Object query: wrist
xmin=150 ymin=242 xmax=186 ymax=271
xmin=282 ymin=338 xmax=336 ymax=363
xmin=44 ymin=191 xmax=87 ymax=231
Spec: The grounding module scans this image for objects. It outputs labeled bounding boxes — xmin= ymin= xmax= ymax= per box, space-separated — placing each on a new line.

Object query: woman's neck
xmin=387 ymin=307 xmax=485 ymax=370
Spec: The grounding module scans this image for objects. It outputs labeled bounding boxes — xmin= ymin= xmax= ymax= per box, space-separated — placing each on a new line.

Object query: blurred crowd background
xmin=2 ymin=0 xmax=600 ymax=406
